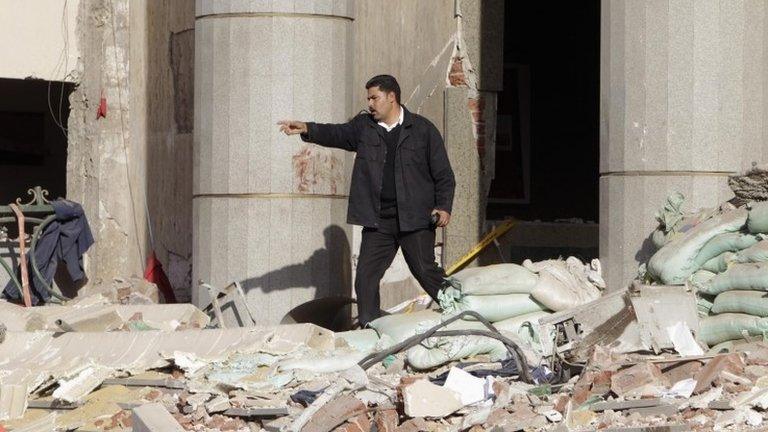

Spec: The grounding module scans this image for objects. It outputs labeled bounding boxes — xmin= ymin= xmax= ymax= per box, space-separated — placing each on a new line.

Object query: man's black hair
xmin=365 ymin=75 xmax=401 ymax=104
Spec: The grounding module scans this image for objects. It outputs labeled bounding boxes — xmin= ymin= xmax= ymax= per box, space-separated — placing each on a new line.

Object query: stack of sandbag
xmin=522 ymin=257 xmax=605 ymax=312
xmin=366 ymin=259 xmax=605 ymax=370
xmin=367 ymin=309 xmax=510 ymax=370
xmin=437 ymin=263 xmax=541 ymax=322
xmin=644 ymin=196 xmax=768 ymax=347
xmin=439 ymin=260 xmax=604 ymax=319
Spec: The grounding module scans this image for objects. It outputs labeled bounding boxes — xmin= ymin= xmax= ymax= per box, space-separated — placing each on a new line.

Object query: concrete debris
xmin=131 ymin=402 xmax=185 ymax=431
xmin=52 ymin=365 xmax=113 ymax=403
xmin=0 ymin=384 xmax=28 ymax=421
xmin=402 ymin=379 xmax=463 ymax=418
xmin=14 ymin=201 xmax=768 ymax=432
xmin=78 ymin=276 xmax=161 ymax=304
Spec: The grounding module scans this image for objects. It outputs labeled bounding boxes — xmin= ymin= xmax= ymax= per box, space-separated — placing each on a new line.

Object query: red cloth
xmin=144 ymin=251 xmax=177 ymax=303
xmin=96 ymin=93 xmax=107 ymax=119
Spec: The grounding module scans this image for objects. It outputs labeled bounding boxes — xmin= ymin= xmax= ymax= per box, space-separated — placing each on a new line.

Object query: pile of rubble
xmin=10 ymin=166 xmax=768 ymax=431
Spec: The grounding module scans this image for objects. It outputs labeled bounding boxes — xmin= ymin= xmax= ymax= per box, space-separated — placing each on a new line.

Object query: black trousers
xmin=355 ymin=217 xmax=446 ymax=326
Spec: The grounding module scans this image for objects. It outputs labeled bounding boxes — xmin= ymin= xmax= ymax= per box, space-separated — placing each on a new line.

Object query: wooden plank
xmin=223 ymin=406 xmax=289 ymax=417
xmin=102 ymin=377 xmax=186 ymax=389
xmin=27 ymin=399 xmax=83 ymax=410
xmin=601 ymin=425 xmax=689 ymax=432
xmin=590 ymin=398 xmax=663 ymax=412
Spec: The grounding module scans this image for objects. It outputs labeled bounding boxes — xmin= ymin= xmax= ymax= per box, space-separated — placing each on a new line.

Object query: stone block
xmin=374 ymin=409 xmax=399 ymax=432
xmin=132 ymin=403 xmax=185 ymax=432
xmin=402 ymin=379 xmax=463 ymax=418
xmin=610 ymin=363 xmax=668 ymax=397
xmin=693 ymin=353 xmax=746 ymax=394
xmin=302 ymin=395 xmax=366 ymax=432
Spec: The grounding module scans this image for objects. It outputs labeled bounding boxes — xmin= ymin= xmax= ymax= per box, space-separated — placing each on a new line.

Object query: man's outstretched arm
xmin=278 ymin=118 xmax=360 ymax=152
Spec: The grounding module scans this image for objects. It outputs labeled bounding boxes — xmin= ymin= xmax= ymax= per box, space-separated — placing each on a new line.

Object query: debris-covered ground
xmin=7 ymin=165 xmax=768 ymax=431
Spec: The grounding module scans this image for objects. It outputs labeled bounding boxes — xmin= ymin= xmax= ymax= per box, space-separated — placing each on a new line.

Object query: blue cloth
xmin=3 ymin=199 xmax=94 ymax=304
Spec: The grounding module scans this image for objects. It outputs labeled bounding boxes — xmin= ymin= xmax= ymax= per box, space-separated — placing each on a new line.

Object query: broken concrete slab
xmin=0 ymin=384 xmax=28 ymax=421
xmin=204 ymin=395 xmax=230 ymax=413
xmin=402 ymin=379 xmax=463 ymax=418
xmin=132 ymin=402 xmax=185 ymax=431
xmin=53 ymin=304 xmax=124 ymax=332
xmin=0 ymin=324 xmax=334 ymax=389
xmin=52 ymin=365 xmax=113 ymax=403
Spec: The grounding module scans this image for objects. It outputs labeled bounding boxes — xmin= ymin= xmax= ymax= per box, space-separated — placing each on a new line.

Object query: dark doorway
xmin=0 ymin=78 xmax=73 ymax=205
xmin=485 ymin=1 xmax=600 ymax=262
xmin=488 ymin=1 xmax=600 ymax=220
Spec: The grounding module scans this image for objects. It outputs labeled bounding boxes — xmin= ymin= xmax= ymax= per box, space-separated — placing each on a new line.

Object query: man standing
xmin=278 ymin=75 xmax=455 ymax=325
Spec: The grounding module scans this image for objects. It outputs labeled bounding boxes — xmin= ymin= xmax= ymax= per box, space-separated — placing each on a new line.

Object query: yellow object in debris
xmin=445 ymin=219 xmax=517 ymax=276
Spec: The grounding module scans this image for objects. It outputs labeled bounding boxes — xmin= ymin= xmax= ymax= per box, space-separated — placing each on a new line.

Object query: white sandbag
xmin=438 ymin=292 xmax=547 ymax=322
xmin=648 ymin=208 xmax=748 ymax=284
xmin=697 ymin=294 xmax=715 ymax=318
xmin=335 ymin=329 xmax=380 ymax=353
xmin=711 ymin=290 xmax=768 ymax=317
xmin=368 ymin=310 xmax=487 ymax=344
xmin=651 ymin=193 xmax=718 ymax=249
xmin=693 ymin=233 xmax=761 ymax=269
xmin=700 ymin=252 xmax=736 ymax=273
xmin=406 ymin=334 xmax=509 ymax=370
xmin=735 ymin=240 xmax=768 ymax=264
xmin=690 ymin=269 xmax=718 ymax=286
xmin=446 ymin=263 xmax=538 ymax=295
xmin=524 ymin=258 xmax=602 ymax=312
xmin=747 ymin=201 xmax=768 ymax=233
xmin=695 ymin=262 xmax=768 ymax=295
xmin=493 ymin=311 xmax=550 ymax=343
xmin=698 ymin=313 xmax=768 ymax=346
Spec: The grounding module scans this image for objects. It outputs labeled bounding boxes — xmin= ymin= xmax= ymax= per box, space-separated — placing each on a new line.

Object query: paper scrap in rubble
xmin=443 ymin=367 xmax=492 ymax=406
xmin=667 ymin=321 xmax=704 ymax=356
xmin=663 ymin=378 xmax=697 ymax=399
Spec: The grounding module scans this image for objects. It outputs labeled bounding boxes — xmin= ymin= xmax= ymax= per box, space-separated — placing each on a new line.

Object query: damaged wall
xmin=64 ymin=0 xmax=194 ymax=299
xmin=143 ymin=1 xmax=195 ymax=302
xmin=67 ymin=0 xmax=148 ymax=286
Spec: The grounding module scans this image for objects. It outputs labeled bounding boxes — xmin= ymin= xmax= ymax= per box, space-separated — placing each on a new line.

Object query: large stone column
xmin=193 ymin=0 xmax=354 ymax=324
xmin=601 ymin=1 xmax=768 ymax=290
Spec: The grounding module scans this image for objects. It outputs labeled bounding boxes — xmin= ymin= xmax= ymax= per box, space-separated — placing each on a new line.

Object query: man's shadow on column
xmin=240 ymin=225 xmax=352 ymax=300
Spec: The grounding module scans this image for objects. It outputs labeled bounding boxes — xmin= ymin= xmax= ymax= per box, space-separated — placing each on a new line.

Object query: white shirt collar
xmin=378 ymin=105 xmax=404 ymax=132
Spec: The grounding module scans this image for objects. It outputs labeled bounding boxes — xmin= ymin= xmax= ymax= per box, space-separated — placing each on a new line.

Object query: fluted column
xmin=193 ymin=0 xmax=354 ymax=323
xmin=601 ymin=0 xmax=768 ymax=289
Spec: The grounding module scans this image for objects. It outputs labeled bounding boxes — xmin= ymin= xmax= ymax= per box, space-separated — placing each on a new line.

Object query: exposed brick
xmin=610 ymin=363 xmax=668 ymax=397
xmin=394 ymin=418 xmax=430 ymax=432
xmin=662 ymin=360 xmax=703 ymax=385
xmin=449 ymin=57 xmax=468 ymax=87
xmin=467 ymin=97 xmax=485 ymax=112
xmin=484 ymin=408 xmax=516 ymax=431
xmin=693 ymin=353 xmax=745 ymax=394
xmin=590 ymin=370 xmax=614 ymax=395
xmin=553 ymin=394 xmax=570 ymax=414
xmin=303 ymin=395 xmax=366 ymax=432
xmin=374 ymin=409 xmax=399 ymax=432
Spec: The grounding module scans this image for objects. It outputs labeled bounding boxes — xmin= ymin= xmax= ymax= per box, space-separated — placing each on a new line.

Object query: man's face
xmin=367 ymin=86 xmax=395 ymax=121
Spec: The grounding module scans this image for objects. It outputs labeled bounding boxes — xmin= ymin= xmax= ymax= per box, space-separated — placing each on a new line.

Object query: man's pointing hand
xmin=277 ymin=120 xmax=308 ymax=135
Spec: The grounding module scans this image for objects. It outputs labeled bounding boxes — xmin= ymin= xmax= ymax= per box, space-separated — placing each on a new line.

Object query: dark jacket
xmin=302 ymin=107 xmax=455 ymax=231
xmin=4 ymin=199 xmax=94 ymax=304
